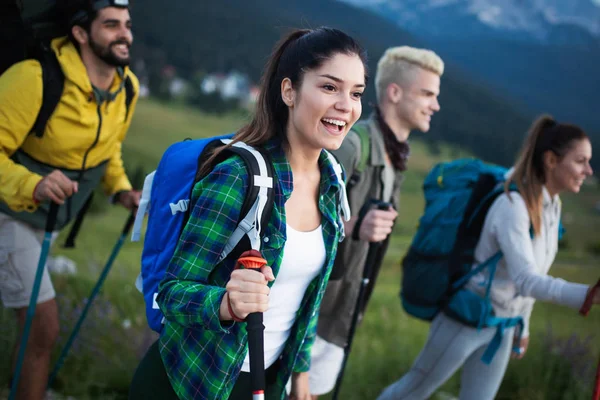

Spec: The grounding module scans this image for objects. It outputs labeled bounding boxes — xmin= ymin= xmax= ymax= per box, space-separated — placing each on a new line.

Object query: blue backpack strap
xmin=480 ymin=315 xmax=524 ymax=364
xmin=451 ymin=250 xmax=503 ymax=291
xmin=445 ymin=250 xmax=524 ymax=365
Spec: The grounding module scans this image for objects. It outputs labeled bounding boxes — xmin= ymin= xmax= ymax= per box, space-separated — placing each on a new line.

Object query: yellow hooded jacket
xmin=0 ymin=37 xmax=139 ymax=229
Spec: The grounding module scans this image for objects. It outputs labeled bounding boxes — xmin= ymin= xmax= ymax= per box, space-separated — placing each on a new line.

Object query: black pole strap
xmin=63 ymin=193 xmax=94 ymax=248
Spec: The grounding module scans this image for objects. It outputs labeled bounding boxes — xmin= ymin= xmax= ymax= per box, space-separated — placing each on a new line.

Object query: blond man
xmin=308 ymin=46 xmax=444 ymax=398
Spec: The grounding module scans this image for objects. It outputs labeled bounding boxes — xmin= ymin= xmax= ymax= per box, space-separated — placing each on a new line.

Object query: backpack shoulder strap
xmin=131 ymin=170 xmax=155 ymax=242
xmin=352 ymin=123 xmax=371 ymax=174
xmin=124 ymin=75 xmax=135 ymax=121
xmin=30 ymin=48 xmax=64 ymax=138
xmin=324 ymin=149 xmax=351 ymax=223
xmin=346 ymin=123 xmax=371 ymax=192
xmin=323 ymin=149 xmax=352 ymax=243
xmin=217 ymin=140 xmax=276 ymax=262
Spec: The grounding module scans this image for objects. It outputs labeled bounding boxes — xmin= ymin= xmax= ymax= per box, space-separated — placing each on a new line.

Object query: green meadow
xmin=1 ymin=98 xmax=598 ymax=399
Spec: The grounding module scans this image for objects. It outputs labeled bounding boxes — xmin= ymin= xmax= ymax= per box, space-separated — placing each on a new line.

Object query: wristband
xmin=580 ymin=278 xmax=600 ymax=317
xmin=226 ymin=292 xmax=244 ymax=322
xmin=33 ymin=180 xmax=43 ymax=205
xmin=111 ymin=190 xmax=128 ymax=205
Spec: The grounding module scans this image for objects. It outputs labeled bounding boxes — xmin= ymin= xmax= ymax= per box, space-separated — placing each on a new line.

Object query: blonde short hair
xmin=375 ymin=46 xmax=444 ymax=102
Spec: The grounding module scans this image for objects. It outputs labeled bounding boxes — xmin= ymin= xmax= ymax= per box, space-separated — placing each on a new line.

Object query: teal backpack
xmin=401 ymin=158 xmax=564 ymax=364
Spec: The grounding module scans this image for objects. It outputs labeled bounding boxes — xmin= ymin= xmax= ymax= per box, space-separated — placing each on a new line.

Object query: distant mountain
xmin=131 ymin=0 xmax=540 ymax=169
xmin=430 ymin=37 xmax=600 ymax=133
xmin=337 ymin=0 xmax=600 ymax=135
xmin=339 ymin=0 xmax=600 ymax=45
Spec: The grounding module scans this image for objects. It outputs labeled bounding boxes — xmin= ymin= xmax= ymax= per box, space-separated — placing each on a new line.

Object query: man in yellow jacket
xmin=0 ymin=1 xmax=140 ymax=398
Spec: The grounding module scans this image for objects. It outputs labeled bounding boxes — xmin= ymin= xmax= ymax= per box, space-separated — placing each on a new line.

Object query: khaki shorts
xmin=0 ymin=213 xmax=57 ymax=308
xmin=308 ymin=335 xmax=345 ymax=395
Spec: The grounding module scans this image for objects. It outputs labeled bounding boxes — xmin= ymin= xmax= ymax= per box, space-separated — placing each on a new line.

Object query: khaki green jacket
xmin=317 ymin=113 xmax=405 ymax=347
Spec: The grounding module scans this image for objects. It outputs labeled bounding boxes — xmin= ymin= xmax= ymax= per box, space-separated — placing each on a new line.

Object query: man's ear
xmin=387 ymin=82 xmax=403 ymax=104
xmin=71 ymin=25 xmax=88 ymax=45
xmin=281 ymin=77 xmax=295 ymax=107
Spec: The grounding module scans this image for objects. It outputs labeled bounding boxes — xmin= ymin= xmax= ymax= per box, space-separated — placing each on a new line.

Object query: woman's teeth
xmin=322 ymin=118 xmax=346 ymax=127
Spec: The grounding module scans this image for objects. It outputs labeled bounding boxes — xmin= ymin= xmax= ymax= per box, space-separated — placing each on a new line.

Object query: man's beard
xmin=89 ymin=37 xmax=131 ymax=67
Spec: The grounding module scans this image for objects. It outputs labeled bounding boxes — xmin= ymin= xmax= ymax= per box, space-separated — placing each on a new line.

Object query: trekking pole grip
xmin=46 ymin=202 xmax=59 ymax=233
xmin=374 ymin=201 xmax=393 ymax=242
xmin=236 ymin=250 xmax=267 ymax=399
xmin=376 ymin=201 xmax=392 ymax=212
xmin=352 ymin=200 xmax=392 ymax=241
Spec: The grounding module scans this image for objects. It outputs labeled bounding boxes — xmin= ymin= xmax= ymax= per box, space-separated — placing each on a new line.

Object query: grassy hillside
xmin=1 ymin=99 xmax=598 ymax=399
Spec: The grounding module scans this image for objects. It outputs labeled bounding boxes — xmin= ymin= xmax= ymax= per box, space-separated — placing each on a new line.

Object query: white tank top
xmin=241 ymin=224 xmax=326 ymax=371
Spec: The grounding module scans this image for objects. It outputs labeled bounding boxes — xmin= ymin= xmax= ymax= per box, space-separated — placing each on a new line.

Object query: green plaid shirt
xmin=156 ymin=139 xmax=346 ymax=400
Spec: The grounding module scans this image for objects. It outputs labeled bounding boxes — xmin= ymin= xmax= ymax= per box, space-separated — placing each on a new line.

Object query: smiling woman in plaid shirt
xmin=129 ymin=27 xmax=369 ymax=400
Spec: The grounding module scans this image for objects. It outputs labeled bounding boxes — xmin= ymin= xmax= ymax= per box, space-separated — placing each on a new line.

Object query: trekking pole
xmin=593 ymin=356 xmax=600 ymax=400
xmin=332 ymin=201 xmax=392 ymax=400
xmin=237 ymin=250 xmax=268 ymax=400
xmin=9 ymin=202 xmax=59 ymax=400
xmin=48 ymin=210 xmax=136 ymax=387
xmin=579 ymin=277 xmax=600 ymax=400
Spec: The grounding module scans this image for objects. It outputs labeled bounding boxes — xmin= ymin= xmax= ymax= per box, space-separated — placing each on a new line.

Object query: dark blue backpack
xmin=131 ymin=134 xmax=276 ymax=333
xmin=401 ymin=158 xmax=564 ymax=363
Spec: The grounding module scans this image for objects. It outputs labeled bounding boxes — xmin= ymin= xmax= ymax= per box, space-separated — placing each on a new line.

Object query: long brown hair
xmin=505 ymin=114 xmax=588 ymax=235
xmin=200 ymin=27 xmax=368 ymax=175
